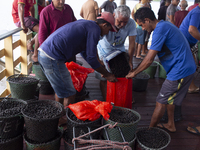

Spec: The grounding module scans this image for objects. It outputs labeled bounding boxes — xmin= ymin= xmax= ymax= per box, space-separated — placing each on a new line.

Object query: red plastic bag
xmin=106 ymin=78 xmax=132 ymax=109
xmin=68 ymin=100 xmax=113 ymax=121
xmin=65 ymin=61 xmax=94 ymax=92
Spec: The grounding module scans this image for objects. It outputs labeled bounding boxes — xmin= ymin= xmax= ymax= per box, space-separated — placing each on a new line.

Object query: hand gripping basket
xmin=0 ymin=97 xmax=27 ymax=139
xmin=21 ymin=100 xmax=65 ymax=143
xmin=103 ymin=106 xmax=141 ymax=142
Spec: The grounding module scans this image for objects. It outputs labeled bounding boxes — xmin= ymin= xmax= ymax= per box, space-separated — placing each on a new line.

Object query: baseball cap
xmin=97 ymin=12 xmax=117 ymax=32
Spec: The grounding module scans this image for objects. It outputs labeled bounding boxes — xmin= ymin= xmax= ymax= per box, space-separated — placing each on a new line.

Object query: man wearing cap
xmin=96 ymin=5 xmax=137 ymax=101
xmin=38 ymin=12 xmax=117 ymax=107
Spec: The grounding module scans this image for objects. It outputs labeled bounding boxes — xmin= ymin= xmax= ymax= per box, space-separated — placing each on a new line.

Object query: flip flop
xmin=157 ymin=123 xmax=175 ymax=133
xmin=135 ymin=56 xmax=144 ymax=60
xmin=187 ymin=126 xmax=200 ymax=135
xmin=188 ymin=88 xmax=199 ymax=94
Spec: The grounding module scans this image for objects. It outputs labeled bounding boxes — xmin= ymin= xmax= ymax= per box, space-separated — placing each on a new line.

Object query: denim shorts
xmin=38 ymin=50 xmax=76 ymax=98
xmin=135 ymin=28 xmax=147 ymax=45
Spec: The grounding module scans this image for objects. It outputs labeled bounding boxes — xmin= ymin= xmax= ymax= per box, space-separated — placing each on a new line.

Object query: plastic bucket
xmin=106 ymin=78 xmax=132 ymax=109
xmin=132 ymin=72 xmax=150 ymax=92
xmin=6 ymin=74 xmax=39 ymax=100
xmin=103 ymin=106 xmax=141 ymax=143
xmin=143 ymin=62 xmax=157 ymax=78
xmin=136 ymin=127 xmax=171 ymax=150
xmin=32 ymin=62 xmax=48 ymax=81
xmin=22 ymin=100 xmax=64 ymax=143
xmin=0 ymin=98 xmax=27 ymax=139
xmin=39 ymin=80 xmax=54 ymax=95
xmin=24 ymin=128 xmax=63 ymax=150
xmin=153 ymin=61 xmax=167 ymax=79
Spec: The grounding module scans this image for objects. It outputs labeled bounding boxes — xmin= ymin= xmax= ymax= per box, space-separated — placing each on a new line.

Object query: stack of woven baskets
xmin=22 ymin=100 xmax=64 ymax=150
xmin=0 ymin=98 xmax=27 ymax=150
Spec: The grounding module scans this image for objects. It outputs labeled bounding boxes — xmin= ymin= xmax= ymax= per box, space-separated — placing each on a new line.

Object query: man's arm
xmin=169 ymin=15 xmax=175 ymax=24
xmin=131 ymin=9 xmax=135 ymax=19
xmin=189 ymin=25 xmax=200 ymax=41
xmin=128 ymin=35 xmax=136 ymax=70
xmin=38 ymin=11 xmax=49 ymax=45
xmin=29 ymin=6 xmax=35 ymax=18
xmin=126 ymin=49 xmax=158 ymax=78
xmin=18 ymin=3 xmax=28 ymax=33
xmin=80 ymin=7 xmax=84 ymax=18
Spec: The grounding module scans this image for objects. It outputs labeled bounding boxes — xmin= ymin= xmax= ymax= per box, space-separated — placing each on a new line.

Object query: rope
xmin=72 ymin=123 xmax=132 ymax=150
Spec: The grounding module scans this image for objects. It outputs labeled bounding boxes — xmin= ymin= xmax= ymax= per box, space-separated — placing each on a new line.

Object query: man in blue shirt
xmin=38 ymin=12 xmax=117 ymax=107
xmin=126 ymin=7 xmax=196 ymax=133
xmin=179 ymin=2 xmax=200 ymax=94
xmin=179 ymin=1 xmax=200 ymax=135
xmin=96 ymin=5 xmax=137 ymax=100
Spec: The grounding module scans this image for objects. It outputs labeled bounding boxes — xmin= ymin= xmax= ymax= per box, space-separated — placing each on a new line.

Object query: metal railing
xmin=0 ymin=28 xmax=32 ymax=97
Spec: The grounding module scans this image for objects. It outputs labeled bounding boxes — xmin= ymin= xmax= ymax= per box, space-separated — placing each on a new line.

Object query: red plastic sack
xmin=66 ymin=61 xmax=94 ymax=92
xmin=106 ymin=78 xmax=132 ymax=109
xmin=68 ymin=100 xmax=113 ymax=121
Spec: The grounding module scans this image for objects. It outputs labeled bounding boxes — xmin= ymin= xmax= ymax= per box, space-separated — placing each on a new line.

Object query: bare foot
xmin=157 ymin=123 xmax=176 ymax=133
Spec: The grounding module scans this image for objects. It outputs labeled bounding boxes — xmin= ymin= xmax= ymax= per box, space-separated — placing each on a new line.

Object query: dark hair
xmin=134 ymin=7 xmax=156 ymax=23
xmin=95 ymin=17 xmax=112 ymax=27
xmin=195 ymin=0 xmax=200 ymax=3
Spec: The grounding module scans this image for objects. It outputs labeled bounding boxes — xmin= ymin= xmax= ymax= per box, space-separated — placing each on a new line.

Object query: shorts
xmin=156 ymin=73 xmax=194 ymax=106
xmin=135 ymin=28 xmax=147 ymax=45
xmin=15 ymin=16 xmax=39 ymax=31
xmin=38 ymin=50 xmax=76 ymax=98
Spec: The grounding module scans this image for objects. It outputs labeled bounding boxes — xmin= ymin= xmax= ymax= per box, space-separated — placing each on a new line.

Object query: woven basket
xmin=103 ymin=106 xmax=141 ymax=142
xmin=6 ymin=74 xmax=39 ymax=100
xmin=0 ymin=98 xmax=27 ymax=139
xmin=22 ymin=100 xmax=64 ymax=143
xmin=0 ymin=134 xmax=23 ymax=150
xmin=66 ymin=107 xmax=102 ymax=140
xmin=24 ymin=128 xmax=63 ymax=150
xmin=136 ymin=127 xmax=171 ymax=150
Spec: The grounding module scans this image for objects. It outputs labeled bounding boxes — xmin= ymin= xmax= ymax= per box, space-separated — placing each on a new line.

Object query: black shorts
xmin=156 ymin=73 xmax=195 ymax=106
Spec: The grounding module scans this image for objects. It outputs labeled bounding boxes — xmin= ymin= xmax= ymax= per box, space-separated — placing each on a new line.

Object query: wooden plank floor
xmin=37 ymin=54 xmax=200 ymax=150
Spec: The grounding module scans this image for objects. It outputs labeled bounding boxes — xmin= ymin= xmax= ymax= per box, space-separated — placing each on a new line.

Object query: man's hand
xmin=22 ymin=27 xmax=28 ymax=33
xmin=102 ymin=73 xmax=117 ymax=82
xmin=31 ymin=54 xmax=38 ymax=62
xmin=126 ymin=70 xmax=136 ymax=79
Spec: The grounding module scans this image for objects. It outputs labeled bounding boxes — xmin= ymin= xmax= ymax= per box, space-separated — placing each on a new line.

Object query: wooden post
xmin=4 ymin=35 xmax=14 ymax=93
xmin=120 ymin=0 xmax=126 ymax=5
xmin=20 ymin=30 xmax=28 ymax=75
